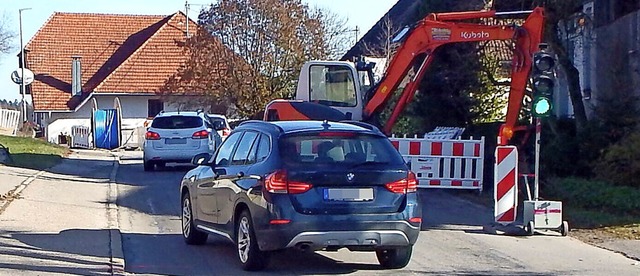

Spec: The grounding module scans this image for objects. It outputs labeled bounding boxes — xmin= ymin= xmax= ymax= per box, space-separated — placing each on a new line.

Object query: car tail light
xmin=145 ymin=131 xmax=161 ymax=140
xmin=264 ymin=170 xmax=312 ymax=194
xmin=192 ymin=130 xmax=209 ymax=139
xmin=385 ymin=171 xmax=418 ymax=194
xmin=222 ymin=128 xmax=231 ymax=136
xmin=409 ymin=217 xmax=422 ymax=223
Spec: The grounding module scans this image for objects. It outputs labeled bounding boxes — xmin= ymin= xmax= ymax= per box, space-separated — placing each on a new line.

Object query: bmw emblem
xmin=346 ymin=173 xmax=355 ymax=182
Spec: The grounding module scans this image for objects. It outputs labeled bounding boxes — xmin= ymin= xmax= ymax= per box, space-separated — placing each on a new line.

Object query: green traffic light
xmin=532 ymin=97 xmax=552 ymax=117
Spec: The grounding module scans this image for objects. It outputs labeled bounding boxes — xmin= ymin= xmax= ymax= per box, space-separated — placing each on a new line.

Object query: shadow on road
xmin=418 ymin=189 xmax=493 ymax=231
xmin=120 ymin=231 xmax=383 ymax=275
xmin=0 ymin=229 xmax=111 ymax=276
xmin=4 ymin=153 xmax=64 ymax=171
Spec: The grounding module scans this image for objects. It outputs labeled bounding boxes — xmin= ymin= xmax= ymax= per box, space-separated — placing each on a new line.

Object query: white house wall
xmin=43 ymin=95 xmax=184 ymax=145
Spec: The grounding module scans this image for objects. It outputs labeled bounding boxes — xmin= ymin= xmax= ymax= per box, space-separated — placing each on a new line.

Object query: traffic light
xmin=530 ymin=47 xmax=556 ymax=117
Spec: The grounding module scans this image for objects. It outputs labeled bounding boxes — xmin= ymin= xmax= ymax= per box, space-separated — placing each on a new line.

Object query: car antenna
xmin=322 ymin=120 xmax=331 ymax=129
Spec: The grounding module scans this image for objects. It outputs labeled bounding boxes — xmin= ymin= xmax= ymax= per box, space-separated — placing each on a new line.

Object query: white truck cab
xmin=294 ymin=61 xmax=365 ymax=121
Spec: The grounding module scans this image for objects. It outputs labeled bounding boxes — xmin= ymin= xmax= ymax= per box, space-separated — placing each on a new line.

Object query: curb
xmin=0 ymin=170 xmax=45 ymax=214
xmin=107 ymin=154 xmax=125 ymax=276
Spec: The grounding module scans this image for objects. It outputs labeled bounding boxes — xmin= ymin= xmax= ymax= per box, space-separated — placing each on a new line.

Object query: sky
xmin=0 ymin=0 xmax=398 ymax=102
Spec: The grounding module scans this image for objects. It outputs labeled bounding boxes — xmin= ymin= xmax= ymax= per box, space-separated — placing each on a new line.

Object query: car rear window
xmin=151 ymin=116 xmax=202 ymax=129
xmin=279 ymin=132 xmax=405 ymax=167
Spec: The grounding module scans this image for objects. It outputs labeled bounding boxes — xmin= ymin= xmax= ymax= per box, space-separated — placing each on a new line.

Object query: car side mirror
xmin=213 ymin=121 xmax=226 ymax=131
xmin=192 ymin=153 xmax=212 ymax=166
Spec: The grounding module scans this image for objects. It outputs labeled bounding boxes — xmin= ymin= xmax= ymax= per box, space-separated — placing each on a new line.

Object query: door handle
xmin=237 ymin=171 xmax=262 ymax=181
xmin=197 ymin=183 xmax=215 ymax=189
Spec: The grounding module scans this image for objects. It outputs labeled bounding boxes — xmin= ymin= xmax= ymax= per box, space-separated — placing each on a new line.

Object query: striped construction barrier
xmin=389 ymin=135 xmax=485 ymax=191
xmin=494 ymin=145 xmax=518 ymax=224
xmin=71 ymin=125 xmax=91 ymax=149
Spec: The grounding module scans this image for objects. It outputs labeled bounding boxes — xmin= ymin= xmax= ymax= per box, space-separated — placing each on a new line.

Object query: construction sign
xmin=494 ymin=146 xmax=518 ymax=224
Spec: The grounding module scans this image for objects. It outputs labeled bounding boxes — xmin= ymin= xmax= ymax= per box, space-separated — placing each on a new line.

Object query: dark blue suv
xmin=180 ymin=120 xmax=421 ymax=271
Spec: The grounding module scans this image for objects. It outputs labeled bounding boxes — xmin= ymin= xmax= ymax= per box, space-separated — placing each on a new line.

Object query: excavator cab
xmin=293 ymin=61 xmax=365 ymax=121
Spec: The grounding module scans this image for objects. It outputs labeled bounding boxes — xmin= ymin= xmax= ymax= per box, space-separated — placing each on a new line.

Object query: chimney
xmin=71 ymin=56 xmax=82 ymax=96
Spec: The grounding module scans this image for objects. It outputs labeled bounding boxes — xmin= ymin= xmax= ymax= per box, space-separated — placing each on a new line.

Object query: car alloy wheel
xmin=236 ymin=210 xmax=269 ymax=271
xmin=182 ymin=197 xmax=192 ymax=238
xmin=238 ymin=216 xmax=251 ymax=263
xmin=181 ymin=193 xmax=207 ymax=245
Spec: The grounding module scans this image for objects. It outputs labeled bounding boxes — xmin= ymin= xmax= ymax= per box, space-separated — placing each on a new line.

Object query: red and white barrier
xmin=389 ymin=135 xmax=485 ymax=191
xmin=494 ymin=146 xmax=518 ymax=224
xmin=71 ymin=125 xmax=91 ymax=149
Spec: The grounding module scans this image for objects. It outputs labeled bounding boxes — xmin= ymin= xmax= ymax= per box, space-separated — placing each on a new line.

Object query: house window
xmin=148 ymin=99 xmax=164 ymax=118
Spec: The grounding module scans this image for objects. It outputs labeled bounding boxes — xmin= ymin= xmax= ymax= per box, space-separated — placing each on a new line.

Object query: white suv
xmin=143 ymin=111 xmax=222 ymax=171
xmin=207 ymin=114 xmax=231 ymax=141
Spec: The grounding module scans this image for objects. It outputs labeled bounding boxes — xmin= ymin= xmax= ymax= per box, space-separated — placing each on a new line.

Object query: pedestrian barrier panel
xmin=0 ymin=108 xmax=20 ymax=136
xmin=71 ymin=125 xmax=91 ymax=149
xmin=494 ymin=145 xmax=518 ymax=224
xmin=389 ymin=134 xmax=485 ymax=192
xmin=93 ymin=109 xmax=120 ymax=150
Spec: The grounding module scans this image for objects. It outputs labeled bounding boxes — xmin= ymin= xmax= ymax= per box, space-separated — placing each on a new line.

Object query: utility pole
xmin=19 ymin=7 xmax=32 ymax=123
xmin=185 ymin=1 xmax=190 ymax=38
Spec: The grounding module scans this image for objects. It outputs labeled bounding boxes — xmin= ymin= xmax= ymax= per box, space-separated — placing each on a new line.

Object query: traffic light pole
xmin=534 ymin=118 xmax=541 ymax=200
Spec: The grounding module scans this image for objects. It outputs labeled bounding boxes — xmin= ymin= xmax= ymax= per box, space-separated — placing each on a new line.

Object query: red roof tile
xmin=25 ymin=12 xmax=196 ymax=111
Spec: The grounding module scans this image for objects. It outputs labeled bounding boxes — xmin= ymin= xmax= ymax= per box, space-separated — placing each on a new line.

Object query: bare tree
xmin=360 ymin=15 xmax=402 ymax=70
xmin=0 ymin=13 xmax=15 ymax=56
xmin=310 ymin=8 xmax=352 ymax=60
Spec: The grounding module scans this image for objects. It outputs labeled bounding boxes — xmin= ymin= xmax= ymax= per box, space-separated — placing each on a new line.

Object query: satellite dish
xmin=11 ymin=68 xmax=35 ymax=85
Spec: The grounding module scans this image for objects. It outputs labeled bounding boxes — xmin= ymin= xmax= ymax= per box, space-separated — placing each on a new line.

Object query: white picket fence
xmin=0 ymin=108 xmax=20 ymax=136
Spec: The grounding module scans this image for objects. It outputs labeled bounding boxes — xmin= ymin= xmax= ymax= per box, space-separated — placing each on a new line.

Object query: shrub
xmin=544 ymin=177 xmax=640 ymax=216
xmin=594 ymin=131 xmax=640 ymax=188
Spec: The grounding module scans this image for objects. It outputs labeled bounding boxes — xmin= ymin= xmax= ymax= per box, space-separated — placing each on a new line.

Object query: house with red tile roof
xmin=24 ymin=11 xmax=199 ymax=145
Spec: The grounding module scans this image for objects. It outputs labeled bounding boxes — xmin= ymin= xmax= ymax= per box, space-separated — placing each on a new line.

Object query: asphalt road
xmin=115 ymin=151 xmax=640 ymax=275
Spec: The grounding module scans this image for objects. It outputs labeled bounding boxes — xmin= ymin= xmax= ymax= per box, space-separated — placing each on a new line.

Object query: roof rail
xmin=239 ymin=120 xmax=284 ymax=133
xmin=339 ymin=120 xmax=383 ymax=134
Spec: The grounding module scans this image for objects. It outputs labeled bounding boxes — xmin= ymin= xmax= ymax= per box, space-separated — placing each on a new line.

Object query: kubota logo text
xmin=461 ymin=31 xmax=490 ymax=39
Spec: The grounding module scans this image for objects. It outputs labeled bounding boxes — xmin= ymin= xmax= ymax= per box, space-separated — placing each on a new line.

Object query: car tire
xmin=236 ymin=210 xmax=270 ymax=271
xmin=181 ymin=193 xmax=208 ymax=245
xmin=376 ymin=246 xmax=413 ymax=269
xmin=156 ymin=162 xmax=166 ymax=171
xmin=143 ymin=160 xmax=154 ymax=171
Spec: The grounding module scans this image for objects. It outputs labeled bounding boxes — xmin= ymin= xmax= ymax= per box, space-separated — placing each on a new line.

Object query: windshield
xmin=279 ymin=132 xmax=405 ymax=167
xmin=309 ymin=65 xmax=357 ymax=107
xmin=151 ymin=116 xmax=202 ymax=129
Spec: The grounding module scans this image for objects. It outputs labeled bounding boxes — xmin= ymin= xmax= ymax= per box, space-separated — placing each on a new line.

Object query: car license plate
xmin=324 ymin=188 xmax=373 ymax=202
xmin=165 ymin=138 xmax=187 ymax=144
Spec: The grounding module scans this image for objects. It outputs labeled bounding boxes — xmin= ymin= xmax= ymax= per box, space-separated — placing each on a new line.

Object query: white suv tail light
xmin=192 ymin=130 xmax=209 ymax=139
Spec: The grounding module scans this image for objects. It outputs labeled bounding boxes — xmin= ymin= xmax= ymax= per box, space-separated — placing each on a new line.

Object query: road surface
xmin=115 ymin=151 xmax=640 ymax=275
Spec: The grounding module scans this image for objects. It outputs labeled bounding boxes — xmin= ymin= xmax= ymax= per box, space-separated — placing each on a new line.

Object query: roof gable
xmin=25 ymin=12 xmax=195 ymax=111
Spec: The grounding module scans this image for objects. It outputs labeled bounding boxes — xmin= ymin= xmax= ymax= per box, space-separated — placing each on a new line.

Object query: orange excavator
xmin=264 ymin=7 xmax=546 ymax=146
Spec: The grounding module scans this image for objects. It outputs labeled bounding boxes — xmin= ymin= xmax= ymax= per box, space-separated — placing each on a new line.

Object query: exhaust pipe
xmin=295 ymin=242 xmax=312 ymax=252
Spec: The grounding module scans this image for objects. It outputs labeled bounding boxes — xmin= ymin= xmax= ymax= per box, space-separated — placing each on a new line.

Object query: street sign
xmin=10 ymin=68 xmax=34 ymax=85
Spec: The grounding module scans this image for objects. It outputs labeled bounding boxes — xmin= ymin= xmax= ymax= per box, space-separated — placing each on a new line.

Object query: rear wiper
xmin=348 ymin=161 xmax=389 ymax=169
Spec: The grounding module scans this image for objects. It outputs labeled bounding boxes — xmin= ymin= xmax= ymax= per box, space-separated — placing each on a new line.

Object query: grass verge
xmin=0 ymin=135 xmax=69 ymax=170
xmin=459 ymin=178 xmax=640 ymax=240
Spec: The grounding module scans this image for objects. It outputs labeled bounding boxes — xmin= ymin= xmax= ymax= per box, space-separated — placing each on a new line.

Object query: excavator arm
xmin=365 ymin=8 xmax=545 ymax=144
